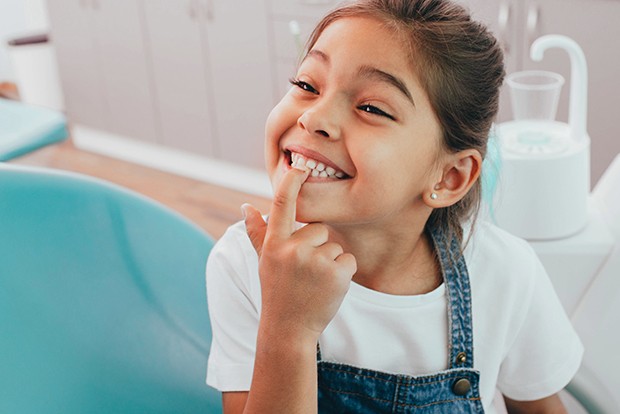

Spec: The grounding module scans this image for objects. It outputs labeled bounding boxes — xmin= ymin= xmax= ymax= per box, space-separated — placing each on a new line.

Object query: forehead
xmin=309 ymin=16 xmax=413 ymax=75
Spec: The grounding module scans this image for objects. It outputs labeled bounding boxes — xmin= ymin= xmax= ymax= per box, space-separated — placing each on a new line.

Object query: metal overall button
xmin=452 ymin=378 xmax=471 ymax=396
xmin=455 ymin=352 xmax=467 ymax=364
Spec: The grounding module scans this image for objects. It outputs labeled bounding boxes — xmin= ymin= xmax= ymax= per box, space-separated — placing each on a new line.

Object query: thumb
xmin=242 ymin=203 xmax=267 ymax=256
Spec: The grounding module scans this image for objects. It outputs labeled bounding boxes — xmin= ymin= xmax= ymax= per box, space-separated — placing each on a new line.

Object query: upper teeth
xmin=291 ymin=152 xmax=345 ymax=179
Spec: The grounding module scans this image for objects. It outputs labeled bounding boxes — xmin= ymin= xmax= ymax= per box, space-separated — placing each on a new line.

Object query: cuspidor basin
xmin=494 ymin=120 xmax=590 ymax=240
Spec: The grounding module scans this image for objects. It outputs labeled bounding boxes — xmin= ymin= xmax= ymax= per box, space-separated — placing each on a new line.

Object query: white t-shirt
xmin=205 ymin=219 xmax=583 ymax=412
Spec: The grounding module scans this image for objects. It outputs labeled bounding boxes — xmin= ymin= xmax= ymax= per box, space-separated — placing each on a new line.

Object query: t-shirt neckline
xmin=348 ymin=280 xmax=446 ymax=308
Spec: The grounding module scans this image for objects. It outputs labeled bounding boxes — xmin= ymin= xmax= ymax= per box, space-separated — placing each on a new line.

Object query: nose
xmin=297 ymin=98 xmax=342 ymax=140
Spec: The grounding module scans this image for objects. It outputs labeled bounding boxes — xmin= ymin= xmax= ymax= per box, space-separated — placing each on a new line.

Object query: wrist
xmin=257 ymin=319 xmax=320 ymax=354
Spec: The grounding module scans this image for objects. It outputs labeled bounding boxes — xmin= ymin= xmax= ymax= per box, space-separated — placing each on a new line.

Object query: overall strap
xmin=429 ymin=226 xmax=475 ymax=370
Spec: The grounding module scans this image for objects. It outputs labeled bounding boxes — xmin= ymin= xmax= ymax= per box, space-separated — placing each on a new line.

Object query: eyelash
xmin=289 ymin=78 xmax=319 ymax=94
xmin=288 ymin=78 xmax=395 ymax=121
xmin=358 ymin=104 xmax=396 ymax=121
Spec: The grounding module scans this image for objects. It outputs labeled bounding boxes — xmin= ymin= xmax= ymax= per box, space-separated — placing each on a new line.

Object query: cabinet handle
xmin=188 ymin=0 xmax=198 ymax=21
xmin=526 ymin=3 xmax=540 ymax=49
xmin=497 ymin=2 xmax=512 ymax=55
xmin=204 ymin=0 xmax=215 ymax=22
xmin=79 ymin=0 xmax=95 ymax=9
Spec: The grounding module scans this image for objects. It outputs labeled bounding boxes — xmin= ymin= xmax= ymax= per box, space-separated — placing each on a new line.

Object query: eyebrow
xmin=303 ymin=49 xmax=415 ymax=108
xmin=358 ymin=65 xmax=415 ymax=107
xmin=304 ymin=49 xmax=330 ymax=64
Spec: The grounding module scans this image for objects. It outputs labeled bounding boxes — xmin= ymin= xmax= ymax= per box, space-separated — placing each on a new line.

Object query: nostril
xmin=316 ymin=130 xmax=329 ymax=138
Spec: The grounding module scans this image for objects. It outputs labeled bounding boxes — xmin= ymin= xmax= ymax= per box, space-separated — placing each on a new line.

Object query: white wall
xmin=0 ymin=0 xmax=48 ymax=81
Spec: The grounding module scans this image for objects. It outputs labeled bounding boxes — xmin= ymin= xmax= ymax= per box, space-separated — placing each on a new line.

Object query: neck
xmin=327 ymin=215 xmax=441 ymax=296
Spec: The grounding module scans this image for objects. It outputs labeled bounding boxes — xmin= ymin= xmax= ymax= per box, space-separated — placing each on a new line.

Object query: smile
xmin=287 ymin=151 xmax=349 ymax=179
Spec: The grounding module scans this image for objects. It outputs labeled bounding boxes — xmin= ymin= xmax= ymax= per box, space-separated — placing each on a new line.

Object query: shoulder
xmin=464 ymin=220 xmax=550 ymax=328
xmin=465 ymin=219 xmax=534 ymax=261
xmin=465 ymin=219 xmax=541 ymax=285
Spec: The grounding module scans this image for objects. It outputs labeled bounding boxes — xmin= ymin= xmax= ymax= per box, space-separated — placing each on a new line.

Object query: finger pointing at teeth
xmin=266 ymin=165 xmax=310 ymax=239
xmin=244 ymin=165 xmax=310 ymax=256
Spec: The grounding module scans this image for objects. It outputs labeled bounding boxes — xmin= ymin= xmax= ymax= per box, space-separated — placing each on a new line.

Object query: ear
xmin=424 ymin=149 xmax=482 ymax=208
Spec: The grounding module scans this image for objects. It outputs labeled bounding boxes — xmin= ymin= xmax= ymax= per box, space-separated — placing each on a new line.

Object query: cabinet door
xmin=521 ymin=0 xmax=620 ymax=183
xmin=47 ymin=0 xmax=108 ymax=130
xmin=142 ymin=0 xmax=216 ymax=156
xmin=93 ymin=0 xmax=159 ymax=144
xmin=203 ymin=0 xmax=273 ymax=170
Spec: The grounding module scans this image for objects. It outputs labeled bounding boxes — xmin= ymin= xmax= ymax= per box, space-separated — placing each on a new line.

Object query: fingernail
xmin=241 ymin=203 xmax=250 ymax=219
xmin=292 ymin=156 xmax=310 ymax=172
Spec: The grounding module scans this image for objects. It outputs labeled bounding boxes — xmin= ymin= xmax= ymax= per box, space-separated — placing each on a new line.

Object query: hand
xmin=243 ymin=167 xmax=357 ymax=342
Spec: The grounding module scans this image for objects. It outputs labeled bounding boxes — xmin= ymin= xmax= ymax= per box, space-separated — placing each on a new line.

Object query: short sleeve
xmin=496 ymin=255 xmax=584 ymax=401
xmin=205 ymin=223 xmax=260 ymax=392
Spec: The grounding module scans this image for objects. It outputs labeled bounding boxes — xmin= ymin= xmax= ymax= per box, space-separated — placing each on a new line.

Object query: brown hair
xmin=304 ymin=0 xmax=505 ymax=241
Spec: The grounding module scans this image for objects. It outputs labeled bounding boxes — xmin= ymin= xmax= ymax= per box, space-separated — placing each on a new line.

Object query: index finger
xmin=267 ymin=166 xmax=310 ymax=238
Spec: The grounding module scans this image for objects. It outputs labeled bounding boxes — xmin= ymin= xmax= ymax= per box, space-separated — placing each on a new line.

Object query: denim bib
xmin=317 ymin=227 xmax=484 ymax=413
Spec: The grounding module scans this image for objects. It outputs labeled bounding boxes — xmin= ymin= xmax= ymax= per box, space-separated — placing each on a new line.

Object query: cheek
xmin=265 ymin=99 xmax=296 ymax=164
xmin=264 ymin=105 xmax=285 ymax=172
xmin=352 ymin=139 xmax=433 ymax=194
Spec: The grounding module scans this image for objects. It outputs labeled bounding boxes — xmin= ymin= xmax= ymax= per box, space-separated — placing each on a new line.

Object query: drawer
xmin=268 ymin=0 xmax=337 ymax=19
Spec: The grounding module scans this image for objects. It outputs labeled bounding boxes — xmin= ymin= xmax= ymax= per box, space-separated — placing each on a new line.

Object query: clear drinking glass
xmin=506 ymin=70 xmax=565 ymax=121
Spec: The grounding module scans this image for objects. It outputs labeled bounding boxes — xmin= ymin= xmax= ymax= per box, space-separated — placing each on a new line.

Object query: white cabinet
xmin=48 ymin=0 xmax=159 ymax=144
xmin=142 ymin=0 xmax=217 ymax=157
xmin=47 ymin=0 xmax=107 ymax=130
xmin=460 ymin=0 xmax=620 ymax=184
xmin=204 ymin=0 xmax=272 ymax=168
xmin=49 ymin=0 xmax=273 ymax=169
xmin=143 ymin=0 xmax=273 ymax=166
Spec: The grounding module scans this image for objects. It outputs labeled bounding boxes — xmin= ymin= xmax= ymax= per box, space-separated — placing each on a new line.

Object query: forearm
xmin=504 ymin=393 xmax=567 ymax=414
xmin=243 ymin=323 xmax=319 ymax=414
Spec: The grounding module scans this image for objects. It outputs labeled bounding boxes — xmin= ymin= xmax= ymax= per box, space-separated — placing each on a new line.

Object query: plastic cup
xmin=506 ymin=70 xmax=564 ymax=121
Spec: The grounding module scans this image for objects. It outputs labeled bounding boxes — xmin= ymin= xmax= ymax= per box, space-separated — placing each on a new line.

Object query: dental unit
xmin=492 ymin=35 xmax=620 ymax=413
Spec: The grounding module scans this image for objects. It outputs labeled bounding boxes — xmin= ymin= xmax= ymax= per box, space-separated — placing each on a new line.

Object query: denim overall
xmin=317 ymin=227 xmax=484 ymax=413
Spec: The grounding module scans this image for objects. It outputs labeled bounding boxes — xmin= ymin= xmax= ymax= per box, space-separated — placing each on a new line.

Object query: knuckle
xmin=306 ymin=223 xmax=329 ymax=240
xmin=272 ymin=192 xmax=289 ymax=209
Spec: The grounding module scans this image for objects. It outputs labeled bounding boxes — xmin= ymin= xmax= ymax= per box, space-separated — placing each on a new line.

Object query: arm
xmin=227 ymin=167 xmax=355 ymax=413
xmin=504 ymin=393 xmax=567 ymax=414
xmin=223 ymin=392 xmax=248 ymax=413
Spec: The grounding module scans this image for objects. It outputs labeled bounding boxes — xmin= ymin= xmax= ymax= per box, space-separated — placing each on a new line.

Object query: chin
xmin=294 ymin=203 xmax=324 ymax=224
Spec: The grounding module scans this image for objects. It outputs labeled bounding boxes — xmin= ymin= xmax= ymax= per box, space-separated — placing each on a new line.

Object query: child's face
xmin=265 ymin=16 xmax=444 ymax=227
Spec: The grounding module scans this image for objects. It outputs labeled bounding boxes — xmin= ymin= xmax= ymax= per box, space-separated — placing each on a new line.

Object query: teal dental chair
xmin=0 ymin=164 xmax=222 ymax=413
xmin=0 ymin=98 xmax=68 ymax=161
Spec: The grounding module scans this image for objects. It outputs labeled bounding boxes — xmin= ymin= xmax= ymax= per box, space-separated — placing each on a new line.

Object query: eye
xmin=289 ymin=78 xmax=319 ymax=95
xmin=358 ymin=104 xmax=395 ymax=121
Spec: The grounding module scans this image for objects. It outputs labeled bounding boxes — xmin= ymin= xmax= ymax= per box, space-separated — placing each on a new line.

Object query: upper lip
xmin=284 ymin=144 xmax=349 ymax=176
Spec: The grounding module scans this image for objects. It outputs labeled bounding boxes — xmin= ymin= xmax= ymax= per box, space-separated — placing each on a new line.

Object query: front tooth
xmin=326 ymin=166 xmax=336 ymax=176
xmin=319 ymin=171 xmax=328 ymax=178
xmin=311 ymin=169 xmax=320 ymax=177
xmin=316 ymin=162 xmax=325 ymax=172
xmin=306 ymin=159 xmax=317 ymax=169
xmin=294 ymin=156 xmax=307 ymax=169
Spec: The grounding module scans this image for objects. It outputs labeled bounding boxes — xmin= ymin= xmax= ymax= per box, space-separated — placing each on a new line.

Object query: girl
xmin=206 ymin=0 xmax=583 ymax=412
